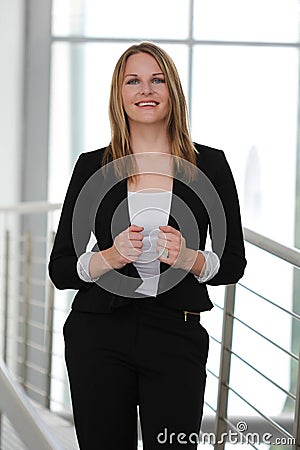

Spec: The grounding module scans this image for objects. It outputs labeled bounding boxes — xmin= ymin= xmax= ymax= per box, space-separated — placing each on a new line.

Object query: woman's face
xmin=122 ymin=52 xmax=170 ymax=128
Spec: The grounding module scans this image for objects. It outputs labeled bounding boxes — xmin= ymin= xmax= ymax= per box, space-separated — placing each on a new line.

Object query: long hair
xmin=102 ymin=42 xmax=199 ymax=183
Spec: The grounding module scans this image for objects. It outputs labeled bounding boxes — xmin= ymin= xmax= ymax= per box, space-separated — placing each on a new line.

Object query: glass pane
xmin=52 ymin=0 xmax=189 ymax=39
xmin=191 ymin=45 xmax=298 ymax=247
xmin=49 ymin=42 xmax=188 ymax=203
xmin=193 ymin=0 xmax=299 ymax=43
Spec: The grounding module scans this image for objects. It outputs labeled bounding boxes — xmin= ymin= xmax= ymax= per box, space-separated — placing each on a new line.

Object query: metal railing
xmin=0 ymin=202 xmax=74 ymax=448
xmin=0 ymin=203 xmax=299 ymax=449
xmin=211 ymin=228 xmax=300 ymax=450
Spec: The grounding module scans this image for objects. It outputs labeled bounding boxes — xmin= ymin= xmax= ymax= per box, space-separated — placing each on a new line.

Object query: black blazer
xmin=48 ymin=143 xmax=247 ymax=313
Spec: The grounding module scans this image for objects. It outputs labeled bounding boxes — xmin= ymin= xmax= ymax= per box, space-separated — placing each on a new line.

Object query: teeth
xmin=137 ymin=102 xmax=157 ymax=106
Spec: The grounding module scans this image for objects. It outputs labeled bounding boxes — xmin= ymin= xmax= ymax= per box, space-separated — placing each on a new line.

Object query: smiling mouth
xmin=135 ymin=101 xmax=159 ymax=107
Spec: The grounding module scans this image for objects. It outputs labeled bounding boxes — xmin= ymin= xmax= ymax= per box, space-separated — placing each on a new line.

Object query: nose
xmin=140 ymin=81 xmax=153 ymax=95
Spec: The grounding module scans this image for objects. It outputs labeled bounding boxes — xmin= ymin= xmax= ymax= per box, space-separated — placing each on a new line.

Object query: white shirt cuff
xmin=77 ymin=250 xmax=220 ymax=284
xmin=77 ymin=252 xmax=99 ymax=282
xmin=193 ymin=250 xmax=220 ymax=283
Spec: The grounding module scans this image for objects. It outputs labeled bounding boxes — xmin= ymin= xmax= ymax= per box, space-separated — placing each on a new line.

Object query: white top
xmin=77 ymin=190 xmax=220 ymax=297
xmin=127 ymin=190 xmax=172 ymax=296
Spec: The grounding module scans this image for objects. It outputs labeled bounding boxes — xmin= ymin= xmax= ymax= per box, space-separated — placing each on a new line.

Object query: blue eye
xmin=153 ymin=78 xmax=165 ymax=84
xmin=127 ymin=79 xmax=139 ymax=85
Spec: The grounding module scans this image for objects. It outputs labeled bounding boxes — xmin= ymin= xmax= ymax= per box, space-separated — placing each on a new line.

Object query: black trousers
xmin=64 ymin=298 xmax=209 ymax=450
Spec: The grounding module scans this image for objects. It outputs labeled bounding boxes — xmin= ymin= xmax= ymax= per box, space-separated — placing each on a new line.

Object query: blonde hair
xmin=102 ymin=42 xmax=198 ymax=182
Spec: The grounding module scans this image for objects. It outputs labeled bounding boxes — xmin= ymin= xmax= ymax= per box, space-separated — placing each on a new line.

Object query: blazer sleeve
xmin=48 ymin=153 xmax=95 ymax=290
xmin=207 ymin=150 xmax=247 ymax=285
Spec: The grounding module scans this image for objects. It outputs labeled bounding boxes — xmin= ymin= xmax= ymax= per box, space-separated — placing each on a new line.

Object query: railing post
xmin=45 ymin=232 xmax=55 ymax=409
xmin=22 ymin=232 xmax=32 ymax=391
xmin=293 ymin=346 xmax=300 ymax=449
xmin=214 ymin=284 xmax=236 ymax=450
xmin=45 ymin=281 xmax=54 ymax=410
xmin=3 ymin=230 xmax=10 ymax=363
xmin=0 ymin=230 xmax=10 ymax=450
xmin=0 ymin=411 xmax=2 ymax=449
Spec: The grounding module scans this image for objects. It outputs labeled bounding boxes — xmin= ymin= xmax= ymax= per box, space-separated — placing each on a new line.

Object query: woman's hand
xmin=157 ymin=225 xmax=203 ymax=273
xmin=157 ymin=225 xmax=192 ymax=270
xmin=108 ymin=224 xmax=144 ymax=269
xmin=89 ymin=225 xmax=144 ymax=278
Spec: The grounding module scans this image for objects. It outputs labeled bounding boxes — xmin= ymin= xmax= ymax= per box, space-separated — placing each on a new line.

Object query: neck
xmin=129 ymin=122 xmax=171 ymax=154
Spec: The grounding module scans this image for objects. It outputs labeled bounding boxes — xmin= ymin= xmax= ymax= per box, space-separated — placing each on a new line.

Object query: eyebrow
xmin=124 ymin=72 xmax=164 ymax=78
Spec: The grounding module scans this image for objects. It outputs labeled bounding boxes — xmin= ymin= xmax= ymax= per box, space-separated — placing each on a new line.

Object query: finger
xmin=127 ymin=237 xmax=143 ymax=248
xmin=158 ymin=231 xmax=170 ymax=241
xmin=128 ymin=247 xmax=143 ymax=259
xmin=128 ymin=232 xmax=144 ymax=240
xmin=157 ymin=236 xmax=182 ymax=253
xmin=159 ymin=225 xmax=180 ymax=236
xmin=159 ymin=225 xmax=175 ymax=231
xmin=131 ymin=241 xmax=143 ymax=249
xmin=115 ymin=239 xmax=142 ymax=255
xmin=157 ymin=246 xmax=168 ymax=256
xmin=130 ymin=224 xmax=144 ymax=230
xmin=157 ymin=233 xmax=180 ymax=246
xmin=156 ymin=238 xmax=167 ymax=247
xmin=157 ymin=248 xmax=170 ymax=263
xmin=121 ymin=247 xmax=142 ymax=259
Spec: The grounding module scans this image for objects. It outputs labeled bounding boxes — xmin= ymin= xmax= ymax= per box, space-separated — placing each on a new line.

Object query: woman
xmin=49 ymin=42 xmax=246 ymax=450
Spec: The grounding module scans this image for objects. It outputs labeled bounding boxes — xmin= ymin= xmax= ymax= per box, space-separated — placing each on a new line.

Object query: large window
xmin=49 ymin=0 xmax=300 ymax=431
xmin=50 ymin=0 xmax=299 ymax=245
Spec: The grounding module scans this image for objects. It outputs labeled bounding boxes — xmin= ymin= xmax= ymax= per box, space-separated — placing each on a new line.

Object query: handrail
xmin=0 ymin=201 xmax=61 ymax=213
xmin=0 ymin=357 xmax=63 ymax=449
xmin=0 ymin=203 xmax=299 ymax=266
xmin=243 ymin=227 xmax=300 ymax=268
xmin=1 ymin=205 xmax=299 ymax=267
